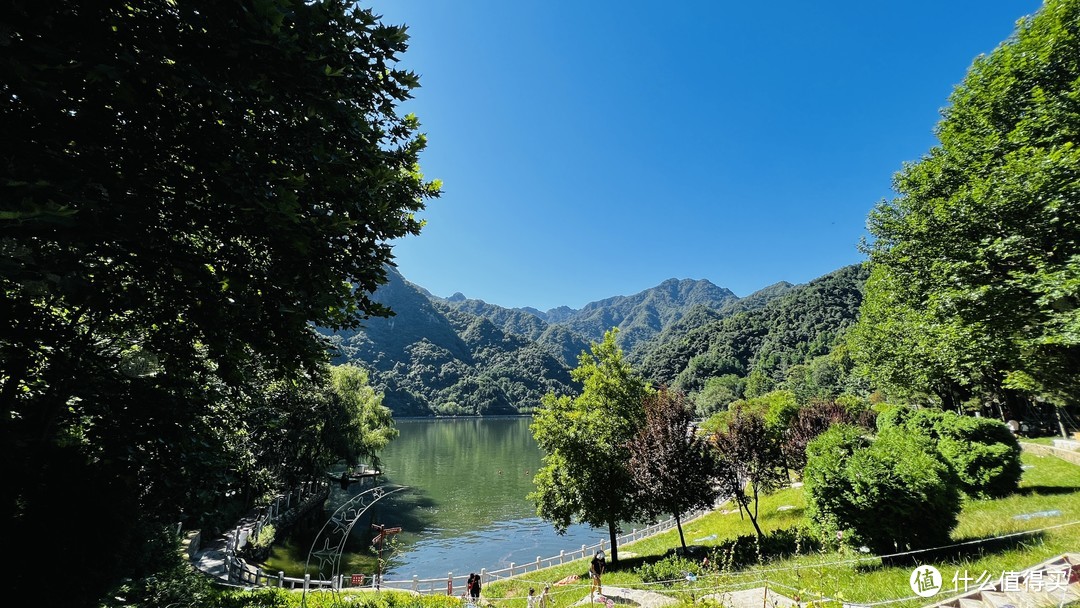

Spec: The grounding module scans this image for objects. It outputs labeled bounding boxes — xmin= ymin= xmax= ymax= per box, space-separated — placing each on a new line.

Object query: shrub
xmin=935 ymin=415 xmax=1022 ymax=498
xmin=895 ymin=409 xmax=1022 ymax=498
xmin=874 ymin=404 xmax=915 ymax=432
xmin=706 ymin=526 xmax=821 ymax=570
xmin=636 ymin=554 xmax=703 ymax=585
xmin=804 ymin=425 xmax=961 ymax=554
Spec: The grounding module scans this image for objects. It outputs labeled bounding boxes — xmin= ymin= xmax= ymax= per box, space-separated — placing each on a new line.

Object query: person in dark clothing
xmin=469 ymin=572 xmax=482 ymax=603
xmin=590 ymin=551 xmax=605 ymax=599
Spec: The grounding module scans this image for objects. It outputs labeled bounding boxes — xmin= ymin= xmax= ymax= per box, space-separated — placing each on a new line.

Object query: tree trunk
xmin=740 ymin=499 xmax=764 ymax=539
xmin=675 ymin=512 xmax=686 ymax=552
xmin=608 ymin=520 xmax=619 ymax=564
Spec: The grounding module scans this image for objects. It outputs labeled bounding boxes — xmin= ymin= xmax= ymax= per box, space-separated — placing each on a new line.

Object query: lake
xmin=268 ymin=417 xmax=613 ymax=580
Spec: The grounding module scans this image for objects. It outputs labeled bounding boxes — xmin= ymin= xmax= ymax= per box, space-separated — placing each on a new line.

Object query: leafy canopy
xmin=0 ymin=1 xmax=435 ymax=604
xmin=530 ymin=329 xmax=651 ymax=563
xmin=628 ymin=388 xmax=721 ymax=551
xmin=852 ymin=0 xmax=1080 ymax=406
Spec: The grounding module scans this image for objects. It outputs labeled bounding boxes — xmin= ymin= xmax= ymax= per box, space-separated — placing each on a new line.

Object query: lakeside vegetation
xmin=206 ymin=448 xmax=1078 ymax=607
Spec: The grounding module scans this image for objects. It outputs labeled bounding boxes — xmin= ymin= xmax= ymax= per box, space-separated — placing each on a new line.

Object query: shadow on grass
xmin=1016 ymin=485 xmax=1080 ymax=497
xmin=858 ymin=531 xmax=1048 ymax=571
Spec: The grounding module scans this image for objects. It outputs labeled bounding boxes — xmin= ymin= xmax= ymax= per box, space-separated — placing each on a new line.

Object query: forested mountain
xmin=557 ymin=278 xmax=739 ymax=352
xmin=440 ymin=277 xmax=738 ymax=354
xmin=324 ymin=268 xmax=576 ymax=416
xmin=325 ymin=267 xmax=859 ymax=416
xmin=635 ymin=264 xmax=868 ymax=393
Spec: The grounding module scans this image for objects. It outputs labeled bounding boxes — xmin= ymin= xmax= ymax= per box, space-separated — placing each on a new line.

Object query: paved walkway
xmin=573 ymin=586 xmax=678 ymax=608
xmin=573 ymin=586 xmax=801 ymax=608
xmin=702 ymin=587 xmax=800 ymax=608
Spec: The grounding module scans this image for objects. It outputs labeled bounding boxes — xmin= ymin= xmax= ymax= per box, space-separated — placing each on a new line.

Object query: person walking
xmin=589 ymin=551 xmax=605 ymax=600
xmin=539 ymin=584 xmax=552 ymax=608
xmin=470 ymin=572 xmax=482 ymax=604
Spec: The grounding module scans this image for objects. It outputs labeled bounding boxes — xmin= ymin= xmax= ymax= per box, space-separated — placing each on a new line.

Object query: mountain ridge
xmin=323 ymin=267 xmax=862 ymax=416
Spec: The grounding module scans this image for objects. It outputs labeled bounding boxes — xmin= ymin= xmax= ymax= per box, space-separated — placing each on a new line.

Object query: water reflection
xmin=267 ymin=417 xmax=616 ymax=580
xmin=351 ymin=417 xmax=609 ymax=578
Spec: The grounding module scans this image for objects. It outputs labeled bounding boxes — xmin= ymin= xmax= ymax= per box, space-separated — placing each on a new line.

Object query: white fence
xmin=256 ymin=502 xmax=723 ymax=595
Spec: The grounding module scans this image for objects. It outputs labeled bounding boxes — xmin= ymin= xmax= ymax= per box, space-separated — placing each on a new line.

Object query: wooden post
xmin=278 ymin=571 xmax=285 ymax=588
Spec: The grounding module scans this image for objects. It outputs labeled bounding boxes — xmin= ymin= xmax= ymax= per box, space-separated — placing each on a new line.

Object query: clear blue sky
xmin=375 ymin=0 xmax=1042 ymax=311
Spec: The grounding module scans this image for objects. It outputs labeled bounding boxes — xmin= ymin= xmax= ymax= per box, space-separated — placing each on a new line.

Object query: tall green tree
xmin=0 ymin=1 xmax=436 ymax=604
xmin=530 ymin=329 xmax=650 ymax=564
xmin=852 ymin=0 xmax=1080 ymax=417
xmin=628 ymin=389 xmax=721 ymax=552
xmin=329 ymin=364 xmax=399 ymax=469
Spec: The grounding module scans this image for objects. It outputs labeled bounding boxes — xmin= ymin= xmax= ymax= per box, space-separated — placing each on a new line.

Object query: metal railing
xmin=218 ymin=492 xmax=724 ymax=594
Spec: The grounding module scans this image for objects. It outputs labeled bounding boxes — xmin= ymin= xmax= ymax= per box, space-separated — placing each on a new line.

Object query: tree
xmin=0 ymin=1 xmax=437 ymax=604
xmin=711 ymin=405 xmax=787 ymax=539
xmin=329 ymin=364 xmax=399 ymax=470
xmin=744 ymin=368 xmax=776 ymax=399
xmin=628 ymin=389 xmax=720 ymax=552
xmin=782 ymin=400 xmax=875 ymax=472
xmin=852 ymin=0 xmax=1080 ymax=416
xmin=691 ymin=374 xmax=745 ymax=417
xmin=530 ymin=329 xmax=650 ymax=564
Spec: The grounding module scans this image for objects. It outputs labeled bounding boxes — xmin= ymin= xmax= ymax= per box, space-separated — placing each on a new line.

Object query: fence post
xmin=447 ymin=572 xmax=454 ymax=596
xmin=480 ymin=568 xmax=487 ymax=586
xmin=278 ymin=571 xmax=285 ymax=588
xmin=559 ymin=550 xmax=565 ymax=565
xmin=303 ymin=574 xmax=310 ymax=593
xmin=509 ymin=563 xmax=515 ymax=577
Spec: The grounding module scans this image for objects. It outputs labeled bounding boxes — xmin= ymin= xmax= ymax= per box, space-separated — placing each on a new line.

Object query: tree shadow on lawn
xmin=1016 ymin=485 xmax=1080 ymax=497
xmin=857 ymin=531 xmax=1047 ymax=572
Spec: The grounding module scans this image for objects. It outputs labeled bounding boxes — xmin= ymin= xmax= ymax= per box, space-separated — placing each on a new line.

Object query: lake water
xmin=271 ymin=417 xmax=613 ymax=580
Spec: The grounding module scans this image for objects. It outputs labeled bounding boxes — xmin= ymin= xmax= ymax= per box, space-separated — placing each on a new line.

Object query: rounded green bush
xmin=804 ymin=425 xmax=961 ymax=554
xmin=897 ymin=409 xmax=1022 ymax=498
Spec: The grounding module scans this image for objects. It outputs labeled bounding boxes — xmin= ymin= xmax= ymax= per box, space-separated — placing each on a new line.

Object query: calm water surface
xmin=277 ymin=417 xmax=612 ymax=580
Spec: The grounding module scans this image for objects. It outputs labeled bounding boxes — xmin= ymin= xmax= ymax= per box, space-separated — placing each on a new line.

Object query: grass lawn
xmin=484 ymin=451 xmax=1080 ymax=608
xmin=1020 ymin=435 xmax=1072 ymax=446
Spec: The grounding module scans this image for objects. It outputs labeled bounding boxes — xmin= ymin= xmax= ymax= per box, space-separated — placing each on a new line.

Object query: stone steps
xmin=926 ymin=553 xmax=1079 ymax=608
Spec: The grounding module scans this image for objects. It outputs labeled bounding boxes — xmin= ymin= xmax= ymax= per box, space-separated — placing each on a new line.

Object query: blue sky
xmin=375 ymin=0 xmax=1042 ymax=311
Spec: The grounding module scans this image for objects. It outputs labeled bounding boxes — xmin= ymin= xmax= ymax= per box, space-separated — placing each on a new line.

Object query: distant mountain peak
xmin=447 ymin=292 xmax=467 ymax=302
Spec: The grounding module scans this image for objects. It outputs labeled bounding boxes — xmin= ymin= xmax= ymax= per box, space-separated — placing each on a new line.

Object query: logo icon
xmin=910 ymin=565 xmax=943 ymax=597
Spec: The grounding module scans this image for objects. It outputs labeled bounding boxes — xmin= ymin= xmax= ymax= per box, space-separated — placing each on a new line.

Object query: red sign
xmin=351 ymin=574 xmax=365 ymax=586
